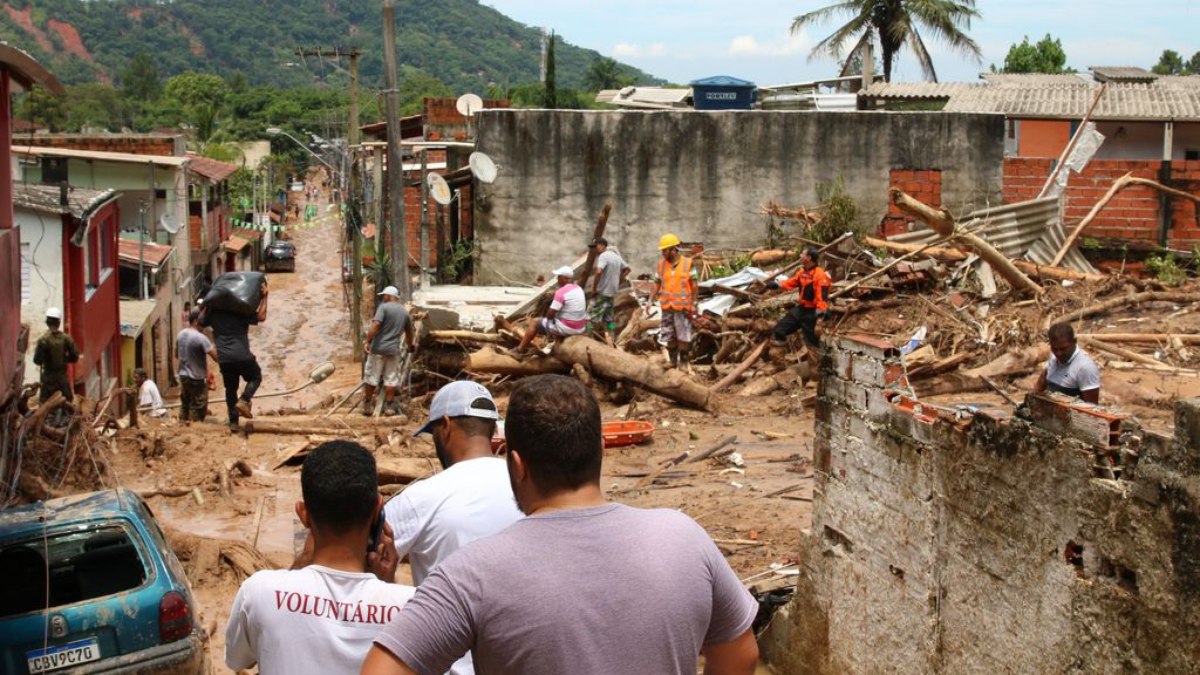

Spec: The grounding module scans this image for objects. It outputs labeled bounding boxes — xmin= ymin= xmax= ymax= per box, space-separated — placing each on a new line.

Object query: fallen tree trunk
xmin=552 ymin=336 xmax=713 ymax=410
xmin=1079 ymin=337 xmax=1170 ymax=368
xmin=1045 ymin=291 xmax=1198 ymax=330
xmin=892 ymin=189 xmax=1043 ymax=296
xmin=425 ymin=345 xmax=571 ymax=377
xmin=377 ymin=458 xmax=438 ymax=485
xmin=863 ymin=236 xmax=969 ymax=262
xmin=1077 ymin=332 xmax=1200 ymax=344
xmin=427 ymin=330 xmax=513 ymax=345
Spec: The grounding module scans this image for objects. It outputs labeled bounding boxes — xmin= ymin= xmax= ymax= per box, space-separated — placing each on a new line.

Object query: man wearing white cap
xmin=33 ymin=307 xmax=80 ymax=403
xmin=516 ymin=266 xmax=588 ymax=353
xmin=363 ymin=285 xmax=416 ymax=416
xmin=383 ymin=380 xmax=522 ymax=675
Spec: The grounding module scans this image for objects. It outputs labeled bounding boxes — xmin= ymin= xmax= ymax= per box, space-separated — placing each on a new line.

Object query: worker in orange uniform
xmin=766 ymin=247 xmax=831 ymax=374
xmin=648 ymin=233 xmax=698 ymax=370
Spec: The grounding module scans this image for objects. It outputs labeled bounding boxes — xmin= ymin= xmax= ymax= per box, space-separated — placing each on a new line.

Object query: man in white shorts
xmin=516 ymin=266 xmax=588 ymax=353
xmin=363 ymin=285 xmax=416 ymax=416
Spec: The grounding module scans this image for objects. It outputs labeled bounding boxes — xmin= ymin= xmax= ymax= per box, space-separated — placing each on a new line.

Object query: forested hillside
xmin=0 ymin=0 xmax=654 ymax=91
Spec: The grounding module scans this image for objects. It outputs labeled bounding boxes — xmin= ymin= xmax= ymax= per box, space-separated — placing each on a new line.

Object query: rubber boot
xmin=667 ymin=348 xmax=678 ymax=369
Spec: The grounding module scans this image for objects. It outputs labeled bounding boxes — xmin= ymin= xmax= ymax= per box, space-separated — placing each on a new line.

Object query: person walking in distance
xmin=648 ymin=233 xmax=699 ymax=370
xmin=765 ymin=246 xmax=831 ymax=378
xmin=362 ymin=375 xmax=758 ymax=675
xmin=32 ymin=307 xmax=79 ymax=403
xmin=177 ymin=308 xmax=218 ymax=424
xmin=363 ymin=285 xmax=417 ymax=417
xmin=382 ymin=380 xmax=523 ymax=675
xmin=586 ymin=237 xmax=630 ymax=345
xmin=201 ymin=281 xmax=269 ymax=431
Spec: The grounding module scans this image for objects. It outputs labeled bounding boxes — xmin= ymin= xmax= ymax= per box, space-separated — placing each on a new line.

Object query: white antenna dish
xmin=159 ymin=214 xmax=181 ymax=235
xmin=469 ymin=152 xmax=498 ymax=184
xmin=427 ymin=173 xmax=452 ymax=205
xmin=456 ymin=93 xmax=485 ymax=117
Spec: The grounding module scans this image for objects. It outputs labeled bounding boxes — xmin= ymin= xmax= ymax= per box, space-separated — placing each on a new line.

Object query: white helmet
xmin=46 ymin=307 xmax=63 ymax=321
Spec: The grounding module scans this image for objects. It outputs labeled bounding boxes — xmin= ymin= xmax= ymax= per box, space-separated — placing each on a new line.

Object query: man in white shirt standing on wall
xmin=383 ymin=380 xmax=522 ymax=675
xmin=226 ymin=440 xmax=414 ymax=675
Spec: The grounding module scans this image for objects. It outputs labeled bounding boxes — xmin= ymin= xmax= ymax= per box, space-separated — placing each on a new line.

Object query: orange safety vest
xmin=780 ymin=266 xmax=831 ymax=310
xmin=656 ymin=255 xmax=695 ymax=312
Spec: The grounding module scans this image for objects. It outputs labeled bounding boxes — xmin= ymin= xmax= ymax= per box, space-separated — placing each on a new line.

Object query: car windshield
xmin=0 ymin=525 xmax=148 ymax=618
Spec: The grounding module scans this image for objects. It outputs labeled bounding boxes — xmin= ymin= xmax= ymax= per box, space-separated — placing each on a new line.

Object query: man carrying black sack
xmin=202 ymin=278 xmax=269 ymax=432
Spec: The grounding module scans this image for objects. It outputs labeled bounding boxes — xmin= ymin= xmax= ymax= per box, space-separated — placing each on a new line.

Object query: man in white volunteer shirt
xmin=383 ymin=380 xmax=523 ymax=675
xmin=134 ymin=368 xmax=167 ymax=418
xmin=227 ymin=440 xmax=414 ymax=675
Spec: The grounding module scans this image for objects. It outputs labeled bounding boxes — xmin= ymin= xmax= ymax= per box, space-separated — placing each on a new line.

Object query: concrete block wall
xmin=1003 ymin=157 xmax=1200 ymax=249
xmin=472 ymin=110 xmax=1005 ymax=285
xmin=763 ymin=334 xmax=1200 ymax=674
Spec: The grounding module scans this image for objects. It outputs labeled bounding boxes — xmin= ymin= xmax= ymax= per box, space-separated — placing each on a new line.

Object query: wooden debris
xmin=426 ymin=345 xmax=570 ymax=377
xmin=1079 ymin=337 xmax=1171 ymax=368
xmin=552 ymin=336 xmax=713 ymax=410
xmin=1046 ymin=291 xmax=1198 ymax=330
xmin=376 ymin=458 xmax=438 ymax=485
xmin=712 ymin=340 xmax=768 ymax=393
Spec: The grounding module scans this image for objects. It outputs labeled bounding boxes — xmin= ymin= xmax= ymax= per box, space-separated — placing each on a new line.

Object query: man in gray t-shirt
xmin=363 ymin=375 xmax=758 ymax=675
xmin=362 ymin=286 xmax=416 ymax=417
xmin=586 ymin=237 xmax=630 ymax=344
xmin=177 ymin=309 xmax=217 ymax=423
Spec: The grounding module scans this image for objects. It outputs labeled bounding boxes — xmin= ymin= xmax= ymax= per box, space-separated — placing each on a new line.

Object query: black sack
xmin=203 ymin=272 xmax=266 ymax=317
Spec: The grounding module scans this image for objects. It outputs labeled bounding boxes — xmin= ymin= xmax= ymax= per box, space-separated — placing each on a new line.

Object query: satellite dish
xmin=427 ymin=173 xmax=452 ymax=205
xmin=159 ymin=214 xmax=181 ymax=235
xmin=456 ymin=93 xmax=485 ymax=117
xmin=469 ymin=152 xmax=498 ymax=184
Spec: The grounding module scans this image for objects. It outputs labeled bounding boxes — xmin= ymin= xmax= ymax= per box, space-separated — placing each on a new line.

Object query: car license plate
xmin=26 ymin=638 xmax=101 ymax=673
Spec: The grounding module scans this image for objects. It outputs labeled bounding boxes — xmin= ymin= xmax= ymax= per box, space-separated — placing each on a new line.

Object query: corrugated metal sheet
xmin=888 ymin=196 xmax=1097 ymax=274
xmin=861 ymin=81 xmax=980 ymax=99
xmin=980 ymin=73 xmax=1089 ymax=86
xmin=1091 ymin=67 xmax=1156 ymax=83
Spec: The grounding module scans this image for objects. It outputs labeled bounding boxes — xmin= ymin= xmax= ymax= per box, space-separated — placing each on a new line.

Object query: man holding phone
xmin=382 ymin=381 xmax=523 ymax=675
xmin=227 ymin=441 xmax=414 ymax=675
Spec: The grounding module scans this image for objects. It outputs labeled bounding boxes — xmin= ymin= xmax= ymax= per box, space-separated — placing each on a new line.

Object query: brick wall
xmin=1003 ymin=157 xmax=1200 ymax=249
xmin=20 ymin=134 xmax=182 ymax=157
xmin=762 ymin=334 xmax=1200 ymax=673
xmin=423 ymin=97 xmax=509 ymax=142
xmin=880 ymin=168 xmax=942 ymax=236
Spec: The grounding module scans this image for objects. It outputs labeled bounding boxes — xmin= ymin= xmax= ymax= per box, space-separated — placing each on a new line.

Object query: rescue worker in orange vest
xmin=766 ymin=247 xmax=831 ymax=374
xmin=647 ymin=233 xmax=698 ymax=370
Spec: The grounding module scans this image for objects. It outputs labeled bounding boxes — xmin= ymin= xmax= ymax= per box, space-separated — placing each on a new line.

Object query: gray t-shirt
xmin=176 ymin=327 xmax=213 ymax=381
xmin=370 ymin=302 xmax=411 ymax=356
xmin=1046 ymin=346 xmax=1101 ymax=397
xmin=594 ymin=249 xmax=628 ymax=298
xmin=201 ymin=309 xmax=258 ymax=364
xmin=373 ymin=503 xmax=757 ymax=675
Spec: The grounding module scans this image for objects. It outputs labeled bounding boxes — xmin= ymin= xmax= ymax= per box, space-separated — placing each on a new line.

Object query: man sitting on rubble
xmin=383 ymin=380 xmax=523 ymax=675
xmin=134 ymin=368 xmax=167 ymax=418
xmin=1035 ymin=322 xmax=1100 ymax=404
xmin=765 ymin=246 xmax=831 ymax=377
xmin=226 ymin=440 xmax=414 ymax=675
xmin=362 ymin=374 xmax=759 ymax=675
xmin=515 ymin=266 xmax=588 ymax=353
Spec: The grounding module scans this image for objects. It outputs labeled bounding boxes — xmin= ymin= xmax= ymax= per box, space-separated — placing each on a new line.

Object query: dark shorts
xmin=39 ymin=373 xmax=73 ymax=403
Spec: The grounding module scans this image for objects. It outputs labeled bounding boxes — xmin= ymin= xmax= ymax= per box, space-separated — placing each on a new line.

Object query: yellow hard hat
xmin=658 ymin=233 xmax=681 ymax=250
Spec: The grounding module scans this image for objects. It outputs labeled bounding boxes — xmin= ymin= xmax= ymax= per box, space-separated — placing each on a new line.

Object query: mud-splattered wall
xmin=471 ymin=110 xmax=1004 ymax=284
xmin=760 ymin=334 xmax=1200 ymax=674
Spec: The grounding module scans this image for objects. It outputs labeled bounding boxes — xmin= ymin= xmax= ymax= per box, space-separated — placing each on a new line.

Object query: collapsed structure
xmin=762 ymin=334 xmax=1200 ymax=673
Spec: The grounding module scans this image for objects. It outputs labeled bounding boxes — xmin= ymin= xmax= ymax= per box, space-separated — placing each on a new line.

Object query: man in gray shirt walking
xmin=177 ymin=308 xmax=217 ymax=423
xmin=363 ymin=374 xmax=759 ymax=675
xmin=363 ymin=285 xmax=416 ymax=416
xmin=587 ymin=237 xmax=630 ymax=345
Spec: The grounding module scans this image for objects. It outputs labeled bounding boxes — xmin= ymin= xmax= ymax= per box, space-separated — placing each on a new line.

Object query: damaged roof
xmin=117 ymin=238 xmax=173 ymax=269
xmin=13 ymin=183 xmax=116 ymax=219
xmin=187 ymin=154 xmax=239 ymax=183
xmin=862 ymin=69 xmax=1200 ymax=121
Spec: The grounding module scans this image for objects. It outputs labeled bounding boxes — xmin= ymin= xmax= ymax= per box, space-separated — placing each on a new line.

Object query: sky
xmin=480 ymin=0 xmax=1199 ymax=86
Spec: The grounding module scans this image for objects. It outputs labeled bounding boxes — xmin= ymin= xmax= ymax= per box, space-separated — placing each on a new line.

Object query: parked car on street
xmin=263 ymin=240 xmax=296 ymax=273
xmin=0 ymin=489 xmax=207 ymax=674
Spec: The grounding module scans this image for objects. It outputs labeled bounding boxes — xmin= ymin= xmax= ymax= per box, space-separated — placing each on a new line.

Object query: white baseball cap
xmin=46 ymin=307 xmax=63 ymax=321
xmin=378 ymin=285 xmax=400 ymax=297
xmin=552 ymin=266 xmax=574 ymax=277
xmin=413 ymin=380 xmax=501 ymax=436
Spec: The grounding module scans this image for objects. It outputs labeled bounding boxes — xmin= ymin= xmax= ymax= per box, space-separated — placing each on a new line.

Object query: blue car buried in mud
xmin=0 ymin=489 xmax=207 ymax=674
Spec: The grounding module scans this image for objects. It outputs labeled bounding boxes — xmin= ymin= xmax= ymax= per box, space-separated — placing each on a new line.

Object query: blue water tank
xmin=690 ymin=75 xmax=757 ymax=110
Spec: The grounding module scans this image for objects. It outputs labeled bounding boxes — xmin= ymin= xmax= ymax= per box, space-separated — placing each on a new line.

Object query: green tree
xmin=397 ymin=69 xmax=453 ymax=115
xmin=1189 ymin=51 xmax=1200 ymax=75
xmin=162 ymin=71 xmax=227 ymax=142
xmin=584 ymin=57 xmax=629 ymax=91
xmin=790 ymin=0 xmax=983 ymax=82
xmin=998 ymin=34 xmax=1071 ymax=73
xmin=1152 ymin=49 xmax=1186 ymax=75
xmin=543 ymin=30 xmax=557 ymax=108
xmin=120 ymin=53 xmax=161 ymax=102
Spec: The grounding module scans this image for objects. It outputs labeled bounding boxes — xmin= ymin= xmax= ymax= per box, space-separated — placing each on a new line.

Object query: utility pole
xmin=296 ymin=47 xmax=365 ymax=350
xmin=382 ymin=0 xmax=410 ymax=301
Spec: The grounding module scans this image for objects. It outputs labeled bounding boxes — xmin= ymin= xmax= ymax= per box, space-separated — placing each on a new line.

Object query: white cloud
xmin=613 ymin=42 xmax=668 ymax=58
xmin=727 ymin=31 xmax=807 ymax=57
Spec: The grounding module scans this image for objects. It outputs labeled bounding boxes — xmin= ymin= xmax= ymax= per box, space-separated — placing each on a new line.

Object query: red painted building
xmin=0 ymin=45 xmax=62 ymax=406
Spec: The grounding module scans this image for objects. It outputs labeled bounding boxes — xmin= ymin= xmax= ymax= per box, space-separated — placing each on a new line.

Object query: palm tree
xmin=791 ymin=0 xmax=982 ymax=82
